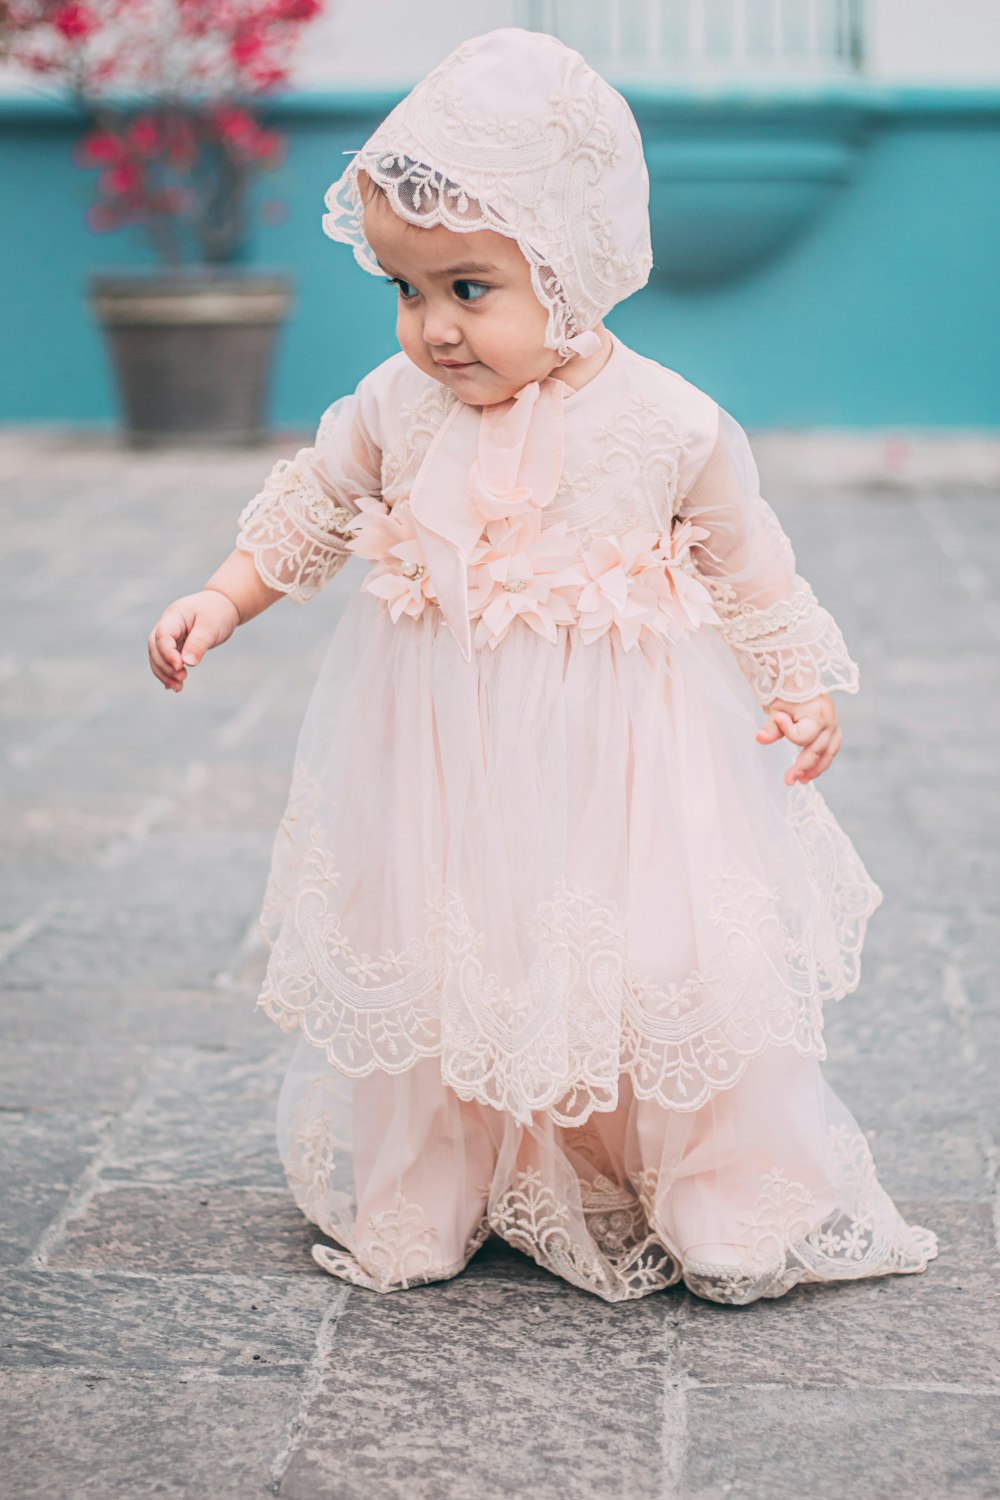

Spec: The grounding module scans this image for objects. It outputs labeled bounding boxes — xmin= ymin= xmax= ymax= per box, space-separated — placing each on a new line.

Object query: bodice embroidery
xmin=379 ymin=381 xmax=457 ymax=500
xmin=546 ymin=397 xmax=690 ymax=538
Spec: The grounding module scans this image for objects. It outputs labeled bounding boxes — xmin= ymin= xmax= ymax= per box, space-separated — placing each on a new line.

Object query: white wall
xmin=293 ymin=0 xmax=1000 ymax=87
xmin=867 ymin=0 xmax=1000 ymax=83
xmin=294 ymin=0 xmax=520 ymax=87
xmin=2 ymin=0 xmax=999 ymax=93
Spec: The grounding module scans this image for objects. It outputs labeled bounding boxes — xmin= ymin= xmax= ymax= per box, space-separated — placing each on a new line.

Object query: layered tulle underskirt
xmin=254 ymin=588 xmax=938 ymax=1302
xmin=278 ymin=1033 xmax=937 ymax=1303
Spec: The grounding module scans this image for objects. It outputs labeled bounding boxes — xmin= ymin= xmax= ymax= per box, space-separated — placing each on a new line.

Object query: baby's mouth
xmin=435 ymin=359 xmax=479 ymax=370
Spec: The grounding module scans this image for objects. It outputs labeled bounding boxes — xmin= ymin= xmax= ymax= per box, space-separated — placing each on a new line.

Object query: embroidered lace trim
xmin=678 ymin=424 xmax=863 ymax=710
xmin=283 ymin=1096 xmax=938 ymax=1304
xmin=709 ymin=575 xmax=861 ymax=708
xmin=235 ymin=450 xmax=360 ymax=602
xmin=254 ymin=774 xmax=883 ymax=1128
xmin=677 ymin=1122 xmax=940 ymax=1305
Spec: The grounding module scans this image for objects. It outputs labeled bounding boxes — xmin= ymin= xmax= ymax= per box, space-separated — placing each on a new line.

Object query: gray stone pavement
xmin=0 ymin=426 xmax=998 ymax=1499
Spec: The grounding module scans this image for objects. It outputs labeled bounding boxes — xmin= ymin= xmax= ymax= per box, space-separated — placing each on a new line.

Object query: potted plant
xmin=2 ymin=0 xmax=323 ymax=446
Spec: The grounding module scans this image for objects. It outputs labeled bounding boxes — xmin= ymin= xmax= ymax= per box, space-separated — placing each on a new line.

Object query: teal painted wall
xmin=1 ymin=87 xmax=998 ymax=428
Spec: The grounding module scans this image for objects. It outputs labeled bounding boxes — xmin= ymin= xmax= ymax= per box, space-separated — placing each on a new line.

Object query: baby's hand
xmin=755 ymin=694 xmax=841 ymax=785
xmin=148 ymin=588 xmax=240 ymax=692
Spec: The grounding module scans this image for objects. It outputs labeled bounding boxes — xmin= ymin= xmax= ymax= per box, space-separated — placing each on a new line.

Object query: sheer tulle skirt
xmin=255 ymin=588 xmax=938 ymax=1303
xmin=277 ymin=1033 xmax=937 ymax=1304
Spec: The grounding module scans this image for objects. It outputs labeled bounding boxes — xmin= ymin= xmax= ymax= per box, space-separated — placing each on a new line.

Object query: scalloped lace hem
xmin=295 ymin=1121 xmax=939 ymax=1306
xmin=253 ymin=779 xmax=884 ymax=1128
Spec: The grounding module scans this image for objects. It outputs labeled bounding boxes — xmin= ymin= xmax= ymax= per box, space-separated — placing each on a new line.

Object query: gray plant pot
xmin=87 ymin=268 xmax=293 ymax=449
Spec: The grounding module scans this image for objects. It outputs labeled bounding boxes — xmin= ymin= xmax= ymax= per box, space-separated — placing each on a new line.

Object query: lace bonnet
xmin=321 ymin=27 xmax=653 ymax=360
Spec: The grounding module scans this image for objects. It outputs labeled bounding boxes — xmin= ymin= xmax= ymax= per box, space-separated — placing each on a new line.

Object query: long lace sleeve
xmin=677 ymin=404 xmax=860 ymax=709
xmin=235 ymin=381 xmax=382 ymax=602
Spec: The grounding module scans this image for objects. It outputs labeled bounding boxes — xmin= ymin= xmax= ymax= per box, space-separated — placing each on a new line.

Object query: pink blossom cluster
xmin=344 ymin=496 xmax=721 ymax=652
xmin=2 ymin=1 xmax=320 ymax=256
xmin=71 ymin=105 xmax=283 ymax=232
xmin=4 ymin=1 xmax=322 ymax=96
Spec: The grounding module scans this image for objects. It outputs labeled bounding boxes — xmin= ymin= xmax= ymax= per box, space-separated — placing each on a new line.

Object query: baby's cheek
xmin=484 ymin=337 xmax=553 ymax=390
xmin=396 ymin=325 xmax=433 ymax=377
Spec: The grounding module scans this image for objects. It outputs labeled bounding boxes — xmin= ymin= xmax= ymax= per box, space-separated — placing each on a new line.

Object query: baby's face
xmin=360 ymin=172 xmax=567 ymax=406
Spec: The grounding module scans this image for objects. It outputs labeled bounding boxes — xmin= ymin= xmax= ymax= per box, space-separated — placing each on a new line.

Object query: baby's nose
xmin=422 ymin=310 xmax=463 ymax=347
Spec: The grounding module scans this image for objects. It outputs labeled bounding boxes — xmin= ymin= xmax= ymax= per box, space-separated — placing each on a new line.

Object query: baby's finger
xmin=149 ymin=633 xmax=184 ymax=681
xmin=147 ymin=623 xmax=189 ymax=692
xmin=791 ymin=728 xmax=837 ymax=783
xmin=773 ymin=709 xmax=820 ymax=745
xmin=180 ymin=628 xmax=216 ymax=668
xmin=816 ymin=725 xmax=843 ymax=771
xmin=153 ymin=613 xmax=187 ymax=671
xmin=785 ymin=728 xmax=833 ymax=785
xmin=149 ymin=654 xmax=184 ymax=691
xmin=798 ymin=737 xmax=840 ymax=782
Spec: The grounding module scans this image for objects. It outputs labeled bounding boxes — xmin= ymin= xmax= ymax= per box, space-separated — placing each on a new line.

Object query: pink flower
xmin=241 ymin=63 xmax=288 ymax=91
xmin=231 ymin=30 xmax=265 ymax=68
xmin=264 ymin=0 xmax=323 ymax=20
xmin=98 ymin=160 xmax=143 ymax=198
xmin=209 ymin=106 xmax=283 ymax=163
xmin=211 ymin=106 xmax=257 ymax=146
xmin=75 ymin=130 xmax=125 ymax=168
xmin=339 ymin=491 xmax=722 ymax=651
xmin=573 ymin=524 xmax=721 ymax=649
xmin=652 ymin=520 xmax=722 ymax=634
xmin=53 ymin=4 xmax=96 ymax=40
xmin=574 ymin=529 xmax=667 ymax=649
xmin=346 ymin=498 xmax=438 ymax=622
xmin=126 ymin=114 xmax=161 ymax=156
xmin=467 ymin=511 xmax=583 ymax=650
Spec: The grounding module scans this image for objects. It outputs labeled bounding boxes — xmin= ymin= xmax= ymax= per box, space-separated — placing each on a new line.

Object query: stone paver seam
xmin=24 ymin=1043 xmax=230 ymax=1270
xmin=0 ymin=901 xmax=59 ymax=967
xmin=264 ymin=1285 xmax=353 ymax=1496
xmin=26 ymin=1111 xmax=122 ymax=1270
xmin=661 ymin=1310 xmax=691 ymax=1495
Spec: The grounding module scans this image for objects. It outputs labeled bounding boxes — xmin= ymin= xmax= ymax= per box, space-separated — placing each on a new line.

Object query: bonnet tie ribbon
xmin=409 ymin=375 xmax=570 ymax=662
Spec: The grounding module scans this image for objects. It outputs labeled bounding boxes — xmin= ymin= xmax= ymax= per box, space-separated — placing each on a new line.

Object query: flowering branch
xmin=1 ymin=1 xmax=323 ymax=265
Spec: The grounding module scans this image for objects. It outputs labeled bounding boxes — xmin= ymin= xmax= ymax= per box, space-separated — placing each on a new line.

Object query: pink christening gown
xmin=235 ymin=331 xmax=938 ymax=1305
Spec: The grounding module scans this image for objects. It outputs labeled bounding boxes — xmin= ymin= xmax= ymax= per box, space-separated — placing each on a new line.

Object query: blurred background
xmin=1 ymin=0 xmax=998 ymax=438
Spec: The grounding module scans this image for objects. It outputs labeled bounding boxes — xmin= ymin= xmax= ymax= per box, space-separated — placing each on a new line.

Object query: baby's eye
xmin=391 ymin=278 xmax=418 ymax=300
xmin=453 ymin=280 xmax=490 ymax=302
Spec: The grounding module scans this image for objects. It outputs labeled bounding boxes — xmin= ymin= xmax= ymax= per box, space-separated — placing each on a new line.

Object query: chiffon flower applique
xmin=345 ymin=496 xmax=438 ymax=620
xmin=652 ymin=519 xmax=723 ymax=636
xmin=467 ymin=511 xmax=584 ymax=650
xmin=574 ymin=529 xmax=673 ymax=648
xmin=574 ymin=523 xmax=722 ymax=649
